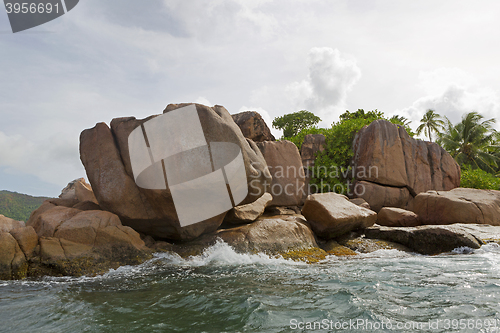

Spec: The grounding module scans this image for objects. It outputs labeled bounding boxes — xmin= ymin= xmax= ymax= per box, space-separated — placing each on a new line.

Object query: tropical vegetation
xmin=275 ymin=108 xmax=500 ymax=193
xmin=437 ymin=111 xmax=500 ymax=175
xmin=277 ymin=109 xmax=413 ymax=194
xmin=272 ymin=110 xmax=321 ymax=138
xmin=416 ymin=109 xmax=444 ymax=142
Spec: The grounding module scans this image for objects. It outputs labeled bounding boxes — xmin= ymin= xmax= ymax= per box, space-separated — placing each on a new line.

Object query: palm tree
xmin=389 ymin=115 xmax=412 ymax=127
xmin=416 ymin=109 xmax=444 ymax=142
xmin=437 ymin=112 xmax=499 ymax=173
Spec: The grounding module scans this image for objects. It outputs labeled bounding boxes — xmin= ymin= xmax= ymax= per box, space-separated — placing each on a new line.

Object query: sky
xmin=1 ymin=0 xmax=500 ymax=197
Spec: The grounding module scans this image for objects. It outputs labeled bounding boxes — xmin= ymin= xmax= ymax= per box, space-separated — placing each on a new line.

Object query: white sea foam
xmin=356 ymin=248 xmax=414 ymax=259
xmin=154 ymin=239 xmax=308 ymax=267
xmin=451 ymin=246 xmax=476 ymax=254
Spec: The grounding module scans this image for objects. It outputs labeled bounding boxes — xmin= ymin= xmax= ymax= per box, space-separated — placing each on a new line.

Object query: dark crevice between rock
xmin=427 ymin=142 xmax=437 ymax=190
xmin=361 ymin=179 xmax=417 ymax=197
xmin=58 ymin=238 xmax=69 ymax=260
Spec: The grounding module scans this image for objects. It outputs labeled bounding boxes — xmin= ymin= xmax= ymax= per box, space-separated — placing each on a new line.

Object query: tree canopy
xmin=272 ymin=110 xmax=321 ymax=138
xmin=437 ymin=111 xmax=499 ymax=174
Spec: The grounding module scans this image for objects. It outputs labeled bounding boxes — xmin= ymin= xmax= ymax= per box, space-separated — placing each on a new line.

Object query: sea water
xmin=1 ymin=241 xmax=500 ymax=332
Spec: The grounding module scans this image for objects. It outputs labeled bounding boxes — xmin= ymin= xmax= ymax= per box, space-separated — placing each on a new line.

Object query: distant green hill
xmin=0 ymin=190 xmax=51 ymax=222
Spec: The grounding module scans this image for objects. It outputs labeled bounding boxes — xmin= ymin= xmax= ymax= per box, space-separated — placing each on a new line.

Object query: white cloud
xmin=396 ymin=68 xmax=500 ymax=132
xmin=286 ymin=47 xmax=362 ymax=125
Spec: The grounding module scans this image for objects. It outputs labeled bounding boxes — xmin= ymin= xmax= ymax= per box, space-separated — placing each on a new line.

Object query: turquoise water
xmin=2 ymin=241 xmax=500 ymax=333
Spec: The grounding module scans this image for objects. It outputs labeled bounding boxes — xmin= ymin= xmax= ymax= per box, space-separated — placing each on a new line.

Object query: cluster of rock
xmin=351 ymin=119 xmax=461 ymax=211
xmin=0 ymin=178 xmax=152 ymax=279
xmin=2 ymin=105 xmax=500 ymax=280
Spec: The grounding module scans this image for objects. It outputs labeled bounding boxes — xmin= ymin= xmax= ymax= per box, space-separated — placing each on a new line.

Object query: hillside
xmin=0 ymin=190 xmax=51 ymax=222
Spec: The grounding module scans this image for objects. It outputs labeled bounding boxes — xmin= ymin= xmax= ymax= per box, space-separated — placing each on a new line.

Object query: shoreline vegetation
xmin=1 ymin=103 xmax=500 ymax=280
xmin=276 ymin=108 xmax=499 ymax=193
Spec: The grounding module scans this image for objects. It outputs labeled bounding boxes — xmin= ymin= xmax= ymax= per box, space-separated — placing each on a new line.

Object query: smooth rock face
xmin=364 ymin=224 xmax=483 ymax=255
xmin=218 ymin=215 xmax=318 ymax=253
xmin=0 ymin=232 xmax=27 ymax=280
xmin=354 ymin=181 xmax=411 ymax=212
xmin=0 ymin=220 xmax=39 ymax=278
xmin=377 ymin=207 xmax=420 ymax=227
xmin=81 ymin=103 xmax=271 ymax=240
xmin=0 ymin=215 xmax=25 ymax=233
xmin=351 ymin=120 xmax=460 ymax=211
xmin=29 ymin=206 xmax=81 ymax=238
xmin=53 ymin=210 xmax=122 ymax=246
xmin=301 ymin=134 xmax=325 ymax=169
xmin=224 ymin=193 xmax=273 ymax=224
xmin=410 ymin=188 xmax=500 ymax=226
xmin=9 ymin=226 xmax=38 ymax=259
xmin=231 ymin=111 xmax=275 ymax=142
xmin=74 ymin=179 xmax=98 ymax=204
xmin=301 ymin=192 xmax=377 ymax=239
xmin=257 ymin=140 xmax=306 ymax=206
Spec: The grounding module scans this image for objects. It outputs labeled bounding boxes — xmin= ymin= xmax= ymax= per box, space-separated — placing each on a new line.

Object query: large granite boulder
xmin=231 ymin=111 xmax=275 ymax=142
xmin=364 ymin=224 xmax=483 ymax=255
xmin=257 ymin=140 xmax=306 ymax=206
xmin=9 ymin=226 xmax=38 ymax=259
xmin=0 ymin=232 xmax=26 ymax=280
xmin=300 ymin=134 xmax=325 ymax=169
xmin=354 ymin=181 xmax=411 ymax=212
xmin=172 ymin=215 xmax=319 ymax=257
xmin=218 ymin=215 xmax=318 ymax=253
xmin=26 ymin=203 xmax=151 ymax=277
xmin=351 ymin=120 xmax=460 ymax=211
xmin=377 ymin=207 xmax=420 ymax=227
xmin=0 ymin=217 xmax=38 ymax=279
xmin=409 ymin=188 xmax=500 ymax=226
xmin=301 ymin=192 xmax=377 ymax=239
xmin=80 ymin=103 xmax=271 ymax=241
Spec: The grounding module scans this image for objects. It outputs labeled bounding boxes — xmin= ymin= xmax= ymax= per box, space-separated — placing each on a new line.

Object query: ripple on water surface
xmin=1 ymin=241 xmax=500 ymax=332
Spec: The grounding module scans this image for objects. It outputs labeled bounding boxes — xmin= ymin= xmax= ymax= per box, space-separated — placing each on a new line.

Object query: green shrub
xmin=285 ymin=109 xmax=414 ymax=195
xmin=310 ymin=111 xmax=386 ymax=194
xmin=460 ymin=166 xmax=500 ymax=190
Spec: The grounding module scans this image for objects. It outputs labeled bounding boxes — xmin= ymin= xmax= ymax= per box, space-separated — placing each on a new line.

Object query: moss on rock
xmin=279 ymin=247 xmax=328 ymax=263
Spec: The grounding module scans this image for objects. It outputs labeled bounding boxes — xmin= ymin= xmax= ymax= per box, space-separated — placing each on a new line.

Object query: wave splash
xmin=153 ymin=239 xmax=308 ymax=267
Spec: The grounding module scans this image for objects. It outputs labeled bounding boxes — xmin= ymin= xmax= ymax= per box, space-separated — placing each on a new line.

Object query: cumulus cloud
xmin=396 ymin=68 xmax=500 ymax=131
xmin=286 ymin=47 xmax=361 ymax=125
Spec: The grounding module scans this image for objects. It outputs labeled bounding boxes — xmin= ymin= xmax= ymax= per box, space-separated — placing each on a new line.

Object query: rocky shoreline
xmin=1 ymin=103 xmax=500 ymax=280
